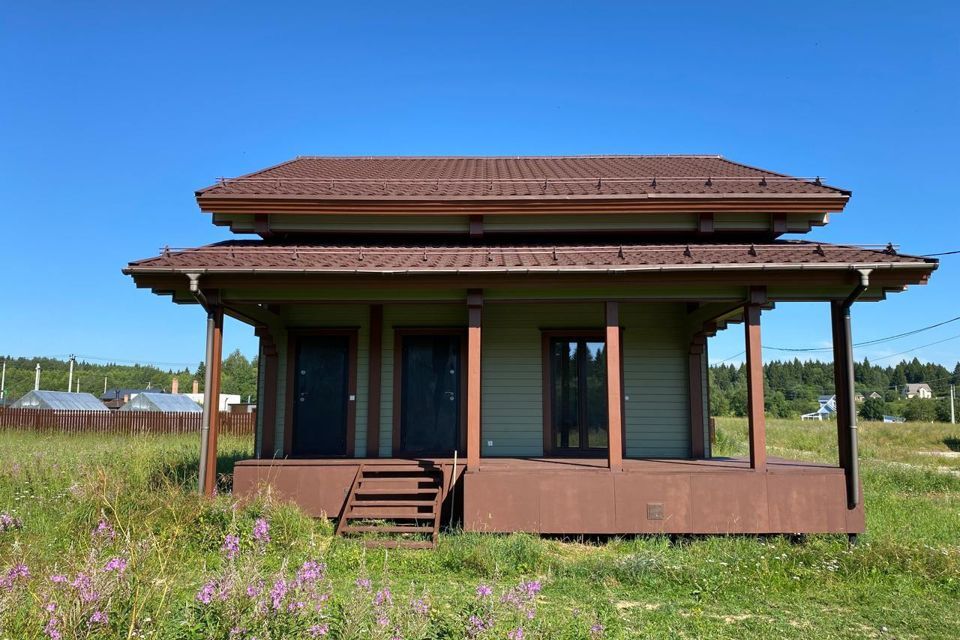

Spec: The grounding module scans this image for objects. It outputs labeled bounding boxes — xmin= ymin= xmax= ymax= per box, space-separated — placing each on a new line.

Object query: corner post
xmin=254 ymin=326 xmax=279 ymax=459
xmin=466 ymin=290 xmax=483 ymax=471
xmin=744 ymin=287 xmax=766 ymax=472
xmin=199 ymin=304 xmax=224 ymax=496
xmin=605 ymin=301 xmax=624 ymax=472
xmin=688 ymin=333 xmax=706 ymax=458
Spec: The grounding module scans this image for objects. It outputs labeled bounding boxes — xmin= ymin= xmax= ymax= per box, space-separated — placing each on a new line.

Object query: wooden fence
xmin=0 ymin=407 xmax=255 ymax=437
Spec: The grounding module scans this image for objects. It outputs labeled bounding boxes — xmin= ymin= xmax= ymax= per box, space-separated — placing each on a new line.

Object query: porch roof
xmin=125 ymin=240 xmax=936 ymax=276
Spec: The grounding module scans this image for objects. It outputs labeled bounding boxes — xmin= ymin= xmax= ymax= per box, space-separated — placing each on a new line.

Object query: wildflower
xmin=411 ymin=598 xmax=429 ymax=615
xmin=476 ymin=584 xmax=493 ymax=598
xmin=296 ymin=560 xmax=325 ymax=585
xmin=508 ymin=628 xmax=525 ymax=640
xmin=376 ymin=614 xmax=389 ymax=626
xmin=92 ymin=519 xmax=116 ymax=541
xmin=467 ymin=615 xmax=490 ymax=636
xmin=590 ymin=622 xmax=605 ymax=638
xmin=252 ymin=518 xmax=270 ymax=546
xmin=88 ymin=610 xmax=108 ymax=625
xmin=245 ymin=580 xmax=264 ymax=598
xmin=104 ymin=557 xmax=128 ymax=573
xmin=270 ymin=578 xmax=288 ymax=610
xmin=44 ymin=602 xmax=57 ymax=613
xmin=71 ymin=573 xmax=100 ymax=603
xmin=222 ymin=534 xmax=241 ymax=560
xmin=521 ymin=580 xmax=541 ymax=596
xmin=49 ymin=574 xmax=68 ymax=584
xmin=1 ymin=563 xmax=30 ymax=590
xmin=44 ymin=615 xmax=61 ymax=640
xmin=355 ymin=577 xmax=372 ymax=590
xmin=196 ymin=580 xmax=218 ymax=605
xmin=374 ymin=587 xmax=392 ymax=606
xmin=308 ymin=624 xmax=329 ymax=637
xmin=0 ymin=512 xmax=22 ymax=532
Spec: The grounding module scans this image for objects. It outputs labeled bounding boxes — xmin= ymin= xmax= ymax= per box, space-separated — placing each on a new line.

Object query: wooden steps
xmin=335 ymin=463 xmax=448 ymax=549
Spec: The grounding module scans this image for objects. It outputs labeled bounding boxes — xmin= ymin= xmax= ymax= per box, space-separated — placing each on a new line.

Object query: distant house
xmin=119 ymin=392 xmax=202 ymax=413
xmin=883 ymin=415 xmax=906 ymax=423
xmin=101 ymin=388 xmax=157 ymax=410
xmin=901 ymin=383 xmax=933 ymax=399
xmin=854 ymin=392 xmax=865 ymax=403
xmin=868 ymin=391 xmax=883 ymax=400
xmin=801 ymin=395 xmax=837 ymax=421
xmin=184 ymin=393 xmax=241 ymax=412
xmin=11 ymin=390 xmax=109 ymax=411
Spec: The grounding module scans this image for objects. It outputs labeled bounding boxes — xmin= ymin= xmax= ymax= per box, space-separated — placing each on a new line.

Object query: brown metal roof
xmin=125 ymin=241 xmax=934 ymax=275
xmin=196 ymin=156 xmax=849 ymax=201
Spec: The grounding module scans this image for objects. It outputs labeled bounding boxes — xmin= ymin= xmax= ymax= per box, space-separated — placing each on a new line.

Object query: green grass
xmin=0 ymin=419 xmax=958 ymax=638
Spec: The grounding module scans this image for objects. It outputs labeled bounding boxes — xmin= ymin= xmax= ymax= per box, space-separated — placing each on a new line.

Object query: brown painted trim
xmin=255 ymin=327 xmax=279 ymax=458
xmin=283 ymin=328 xmax=359 ymax=458
xmin=467 ymin=291 xmax=483 ymax=470
xmin=772 ymin=212 xmax=788 ymax=234
xmin=469 ymin=215 xmax=484 ymax=239
xmin=605 ymin=302 xmax=624 ymax=472
xmin=744 ymin=305 xmax=766 ymax=471
xmin=391 ymin=327 xmax=469 ymax=457
xmin=366 ymin=305 xmax=383 ymax=457
xmin=203 ymin=305 xmax=224 ymax=496
xmin=688 ymin=333 xmax=706 ymax=458
xmin=698 ymin=212 xmax=715 ymax=234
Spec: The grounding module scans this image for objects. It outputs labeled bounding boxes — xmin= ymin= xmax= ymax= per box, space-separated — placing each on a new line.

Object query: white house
xmin=801 ymin=395 xmax=837 ymax=421
xmin=901 ymin=383 xmax=933 ymax=399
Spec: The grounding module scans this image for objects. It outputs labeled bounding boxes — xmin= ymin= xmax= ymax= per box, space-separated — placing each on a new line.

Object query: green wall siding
xmin=263 ymin=301 xmax=692 ymax=459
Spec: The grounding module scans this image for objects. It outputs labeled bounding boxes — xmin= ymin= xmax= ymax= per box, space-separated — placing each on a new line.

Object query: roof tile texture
xmin=197 ymin=156 xmax=847 ymax=200
xmin=126 ymin=242 xmax=932 ymax=273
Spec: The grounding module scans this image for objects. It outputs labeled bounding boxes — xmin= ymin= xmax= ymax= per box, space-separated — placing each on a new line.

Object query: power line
xmin=867 ymin=333 xmax=960 ymax=363
xmin=921 ymin=249 xmax=960 ymax=257
xmin=762 ymin=314 xmax=960 ymax=353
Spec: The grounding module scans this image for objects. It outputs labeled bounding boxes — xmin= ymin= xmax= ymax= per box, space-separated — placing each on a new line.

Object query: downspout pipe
xmin=840 ymin=268 xmax=871 ymax=508
xmin=188 ymin=273 xmax=216 ymax=496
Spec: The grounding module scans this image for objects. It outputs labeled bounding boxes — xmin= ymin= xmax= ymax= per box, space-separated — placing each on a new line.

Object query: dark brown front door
xmin=549 ymin=337 xmax=608 ymax=454
xmin=398 ymin=334 xmax=462 ymax=455
xmin=291 ymin=335 xmax=351 ymax=456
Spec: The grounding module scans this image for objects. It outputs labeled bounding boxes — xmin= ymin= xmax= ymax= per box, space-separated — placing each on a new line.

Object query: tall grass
xmin=0 ymin=421 xmax=958 ymax=638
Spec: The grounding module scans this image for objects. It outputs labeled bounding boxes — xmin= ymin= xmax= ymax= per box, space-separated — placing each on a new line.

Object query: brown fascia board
xmin=195 ymin=195 xmax=849 ymax=216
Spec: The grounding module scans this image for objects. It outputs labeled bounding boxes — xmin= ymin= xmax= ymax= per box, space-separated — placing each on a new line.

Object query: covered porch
xmin=124 ymin=241 xmax=937 ymax=537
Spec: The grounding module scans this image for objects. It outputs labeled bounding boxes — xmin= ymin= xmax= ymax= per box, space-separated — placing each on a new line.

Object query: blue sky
xmin=1 ymin=2 xmax=958 ymax=371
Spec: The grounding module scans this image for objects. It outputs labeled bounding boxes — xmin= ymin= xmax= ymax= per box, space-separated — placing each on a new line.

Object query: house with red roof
xmin=125 ymin=155 xmax=937 ymax=547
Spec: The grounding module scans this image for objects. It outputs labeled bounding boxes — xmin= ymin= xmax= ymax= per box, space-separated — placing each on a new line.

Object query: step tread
xmin=344 ymin=525 xmax=435 ymax=533
xmin=345 ymin=510 xmax=436 ymax=519
xmin=351 ymin=500 xmax=437 ymax=507
xmin=354 ymin=487 xmax=439 ymax=495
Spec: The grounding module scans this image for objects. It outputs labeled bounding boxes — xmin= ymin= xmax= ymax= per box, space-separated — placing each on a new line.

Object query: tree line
xmin=710 ymin=357 xmax=960 ymax=422
xmin=0 ymin=351 xmax=259 ymax=404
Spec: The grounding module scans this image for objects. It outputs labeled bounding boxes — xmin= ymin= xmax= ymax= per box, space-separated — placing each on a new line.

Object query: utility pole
xmin=0 ymin=359 xmax=6 ymax=402
xmin=76 ymin=378 xmax=80 ymax=393
xmin=67 ymin=354 xmax=76 ymax=393
xmin=34 ymin=363 xmax=41 ymax=390
xmin=951 ymin=385 xmax=956 ymax=425
xmin=103 ymin=376 xmax=108 ymax=395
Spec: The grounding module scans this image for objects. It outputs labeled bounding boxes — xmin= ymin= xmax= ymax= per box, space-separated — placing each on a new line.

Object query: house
xmin=801 ymin=395 xmax=837 ymax=421
xmin=901 ymin=383 xmax=933 ymax=399
xmin=183 ymin=393 xmax=242 ymax=412
xmin=868 ymin=391 xmax=883 ymax=400
xmin=102 ymin=388 xmax=156 ymax=410
xmin=854 ymin=392 xmax=864 ymax=403
xmin=11 ymin=390 xmax=109 ymax=411
xmin=883 ymin=415 xmax=906 ymax=423
xmin=125 ymin=155 xmax=938 ymax=544
xmin=119 ymin=392 xmax=202 ymax=413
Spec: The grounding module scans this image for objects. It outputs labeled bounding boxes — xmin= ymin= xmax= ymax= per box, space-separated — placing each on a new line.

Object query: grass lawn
xmin=0 ymin=418 xmax=958 ymax=639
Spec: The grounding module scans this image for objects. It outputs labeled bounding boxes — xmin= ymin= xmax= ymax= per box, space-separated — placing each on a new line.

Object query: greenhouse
xmin=119 ymin=392 xmax=201 ymax=413
xmin=10 ymin=390 xmax=109 ymax=411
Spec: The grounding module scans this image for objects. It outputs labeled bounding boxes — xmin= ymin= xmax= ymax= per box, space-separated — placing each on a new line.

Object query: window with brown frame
xmin=542 ymin=332 xmax=608 ymax=455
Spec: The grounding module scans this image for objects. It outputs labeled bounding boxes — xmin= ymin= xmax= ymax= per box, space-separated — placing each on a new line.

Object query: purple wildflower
xmin=252 ymin=518 xmax=270 ymax=546
xmin=376 ymin=614 xmax=389 ymax=627
xmin=590 ymin=622 xmax=605 ymax=638
xmin=104 ymin=557 xmax=127 ymax=573
xmin=245 ymin=580 xmax=264 ymax=598
xmin=49 ymin=574 xmax=68 ymax=584
xmin=468 ymin=615 xmax=490 ymax=637
xmin=44 ymin=616 xmax=61 ymax=640
xmin=476 ymin=584 xmax=493 ymax=598
xmin=308 ymin=624 xmax=329 ymax=637
xmin=196 ymin=580 xmax=217 ymax=605
xmin=374 ymin=587 xmax=392 ymax=606
xmin=222 ymin=534 xmax=240 ymax=560
xmin=355 ymin=577 xmax=372 ymax=590
xmin=297 ymin=560 xmax=325 ymax=584
xmin=270 ymin=578 xmax=288 ymax=610
xmin=411 ymin=598 xmax=429 ymax=615
xmin=44 ymin=602 xmax=57 ymax=613
xmin=71 ymin=573 xmax=100 ymax=603
xmin=508 ymin=629 xmax=525 ymax=640
xmin=88 ymin=610 xmax=108 ymax=625
xmin=521 ymin=580 xmax=541 ymax=596
xmin=92 ymin=519 xmax=115 ymax=541
xmin=0 ymin=513 xmax=22 ymax=532
xmin=1 ymin=563 xmax=29 ymax=590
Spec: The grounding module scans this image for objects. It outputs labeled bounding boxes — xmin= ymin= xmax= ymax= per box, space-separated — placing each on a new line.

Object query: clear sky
xmin=1 ymin=2 xmax=958 ymax=371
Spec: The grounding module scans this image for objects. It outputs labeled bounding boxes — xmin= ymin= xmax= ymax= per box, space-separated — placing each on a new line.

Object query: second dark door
xmin=399 ymin=334 xmax=462 ymax=455
xmin=291 ymin=335 xmax=351 ymax=457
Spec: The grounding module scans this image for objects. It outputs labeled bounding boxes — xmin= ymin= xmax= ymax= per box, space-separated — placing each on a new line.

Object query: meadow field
xmin=0 ymin=418 xmax=958 ymax=639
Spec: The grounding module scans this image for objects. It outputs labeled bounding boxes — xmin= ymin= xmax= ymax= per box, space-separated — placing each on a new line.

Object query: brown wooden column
xmin=366 ymin=304 xmax=383 ymax=457
xmin=605 ymin=302 xmax=624 ymax=472
xmin=688 ymin=333 xmax=706 ymax=458
xmin=254 ymin=327 xmax=279 ymax=459
xmin=200 ymin=304 xmax=224 ymax=496
xmin=466 ymin=291 xmax=483 ymax=470
xmin=830 ymin=301 xmax=850 ymax=471
xmin=744 ymin=298 xmax=766 ymax=472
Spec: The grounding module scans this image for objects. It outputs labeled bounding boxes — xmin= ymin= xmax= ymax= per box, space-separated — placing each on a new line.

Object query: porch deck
xmin=232 ymin=455 xmax=863 ymax=535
